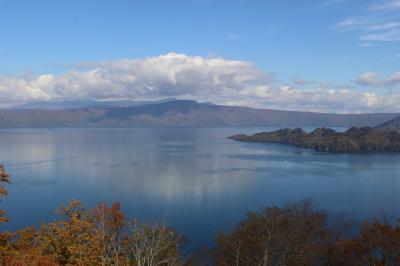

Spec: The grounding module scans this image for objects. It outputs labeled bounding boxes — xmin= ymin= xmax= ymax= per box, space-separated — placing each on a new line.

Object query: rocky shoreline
xmin=228 ymin=127 xmax=400 ymax=153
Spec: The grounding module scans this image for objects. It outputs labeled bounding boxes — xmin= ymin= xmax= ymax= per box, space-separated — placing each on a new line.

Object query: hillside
xmin=229 ymin=127 xmax=400 ymax=153
xmin=0 ymin=100 xmax=398 ymax=128
xmin=376 ymin=116 xmax=400 ymax=132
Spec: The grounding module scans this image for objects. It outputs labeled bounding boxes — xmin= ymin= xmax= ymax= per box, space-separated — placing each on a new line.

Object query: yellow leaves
xmin=37 ymin=201 xmax=101 ymax=265
xmin=4 ymin=248 xmax=59 ymax=266
xmin=0 ymin=200 xmax=186 ymax=265
xmin=0 ymin=167 xmax=185 ymax=265
xmin=55 ymin=199 xmax=85 ymax=221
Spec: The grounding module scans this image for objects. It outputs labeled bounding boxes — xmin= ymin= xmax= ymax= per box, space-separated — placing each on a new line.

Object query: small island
xmin=228 ymin=127 xmax=400 ymax=153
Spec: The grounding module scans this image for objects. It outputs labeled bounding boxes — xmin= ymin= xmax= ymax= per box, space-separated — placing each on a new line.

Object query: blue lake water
xmin=1 ymin=127 xmax=400 ymax=251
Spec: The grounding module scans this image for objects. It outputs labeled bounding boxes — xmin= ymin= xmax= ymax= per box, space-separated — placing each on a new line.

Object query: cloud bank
xmin=0 ymin=53 xmax=399 ymax=113
xmin=357 ymin=71 xmax=400 ymax=87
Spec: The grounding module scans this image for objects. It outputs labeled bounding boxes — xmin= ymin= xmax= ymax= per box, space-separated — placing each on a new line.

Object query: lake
xmin=1 ymin=127 xmax=400 ymax=251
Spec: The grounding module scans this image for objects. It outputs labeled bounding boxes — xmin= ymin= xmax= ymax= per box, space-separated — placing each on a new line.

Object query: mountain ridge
xmin=376 ymin=116 xmax=400 ymax=132
xmin=0 ymin=100 xmax=398 ymax=128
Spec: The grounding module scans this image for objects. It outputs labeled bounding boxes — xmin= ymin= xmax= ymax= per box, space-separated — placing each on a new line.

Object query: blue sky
xmin=0 ymin=0 xmax=399 ymax=112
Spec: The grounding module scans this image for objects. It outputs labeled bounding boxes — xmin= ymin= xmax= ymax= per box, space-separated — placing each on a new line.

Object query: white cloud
xmin=387 ymin=72 xmax=400 ymax=85
xmin=357 ymin=72 xmax=381 ymax=86
xmin=357 ymin=71 xmax=400 ymax=87
xmin=361 ymin=29 xmax=400 ymax=41
xmin=257 ymin=85 xmax=400 ymax=113
xmin=0 ymin=74 xmax=54 ymax=102
xmin=333 ymin=18 xmax=365 ymax=30
xmin=367 ymin=21 xmax=400 ymax=31
xmin=0 ymin=53 xmax=399 ymax=113
xmin=0 ymin=53 xmax=270 ymax=104
xmin=333 ymin=1 xmax=400 ymax=43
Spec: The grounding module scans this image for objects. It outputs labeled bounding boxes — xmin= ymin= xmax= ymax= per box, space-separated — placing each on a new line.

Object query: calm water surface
xmin=1 ymin=127 xmax=400 ymax=250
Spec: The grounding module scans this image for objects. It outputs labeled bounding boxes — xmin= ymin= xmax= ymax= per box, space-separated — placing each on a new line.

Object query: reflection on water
xmin=1 ymin=127 xmax=400 ymax=250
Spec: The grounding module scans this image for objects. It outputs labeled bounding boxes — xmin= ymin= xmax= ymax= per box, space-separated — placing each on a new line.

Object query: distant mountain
xmin=0 ymin=100 xmax=398 ymax=128
xmin=376 ymin=116 xmax=400 ymax=132
xmin=10 ymin=98 xmax=178 ymax=110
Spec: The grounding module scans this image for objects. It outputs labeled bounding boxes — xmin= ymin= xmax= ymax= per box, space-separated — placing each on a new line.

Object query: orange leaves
xmin=89 ymin=201 xmax=125 ymax=232
xmin=210 ymin=201 xmax=400 ymax=266
xmin=55 ymin=199 xmax=85 ymax=221
xmin=0 ymin=165 xmax=10 ymax=226
xmin=86 ymin=201 xmax=127 ymax=265
xmin=3 ymin=248 xmax=59 ymax=266
xmin=0 ymin=166 xmax=186 ymax=265
xmin=1 ymin=200 xmax=186 ymax=265
xmin=333 ymin=219 xmax=400 ymax=265
xmin=38 ymin=201 xmax=102 ymax=265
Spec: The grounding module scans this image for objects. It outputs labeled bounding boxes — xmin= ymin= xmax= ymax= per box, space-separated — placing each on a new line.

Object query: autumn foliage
xmin=210 ymin=202 xmax=400 ymax=266
xmin=0 ymin=165 xmax=10 ymax=224
xmin=1 ymin=165 xmax=400 ymax=265
xmin=332 ymin=218 xmax=400 ymax=265
xmin=0 ymin=166 xmax=186 ymax=265
xmin=0 ymin=199 xmax=188 ymax=265
xmin=210 ymin=200 xmax=346 ymax=266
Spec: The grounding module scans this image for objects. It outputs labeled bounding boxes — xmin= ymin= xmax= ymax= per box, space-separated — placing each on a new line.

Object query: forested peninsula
xmin=229 ymin=127 xmax=400 ymax=153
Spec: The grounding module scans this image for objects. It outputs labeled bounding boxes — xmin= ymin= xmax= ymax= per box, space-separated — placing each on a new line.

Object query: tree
xmin=210 ymin=200 xmax=348 ymax=266
xmin=88 ymin=202 xmax=127 ymax=265
xmin=123 ymin=219 xmax=186 ymax=266
xmin=37 ymin=200 xmax=101 ymax=265
xmin=333 ymin=217 xmax=400 ymax=266
xmin=0 ymin=165 xmax=10 ymax=223
xmin=0 ymin=165 xmax=13 ymax=263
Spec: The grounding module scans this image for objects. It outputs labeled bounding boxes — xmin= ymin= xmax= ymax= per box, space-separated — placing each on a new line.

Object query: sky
xmin=0 ymin=0 xmax=400 ymax=113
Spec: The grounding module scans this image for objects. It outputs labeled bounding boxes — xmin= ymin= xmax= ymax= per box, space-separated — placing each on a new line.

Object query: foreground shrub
xmin=332 ymin=217 xmax=400 ymax=265
xmin=123 ymin=219 xmax=185 ymax=265
xmin=1 ymin=200 xmax=187 ymax=265
xmin=0 ymin=165 xmax=10 ymax=223
xmin=210 ymin=200 xmax=349 ymax=266
xmin=210 ymin=201 xmax=400 ymax=266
